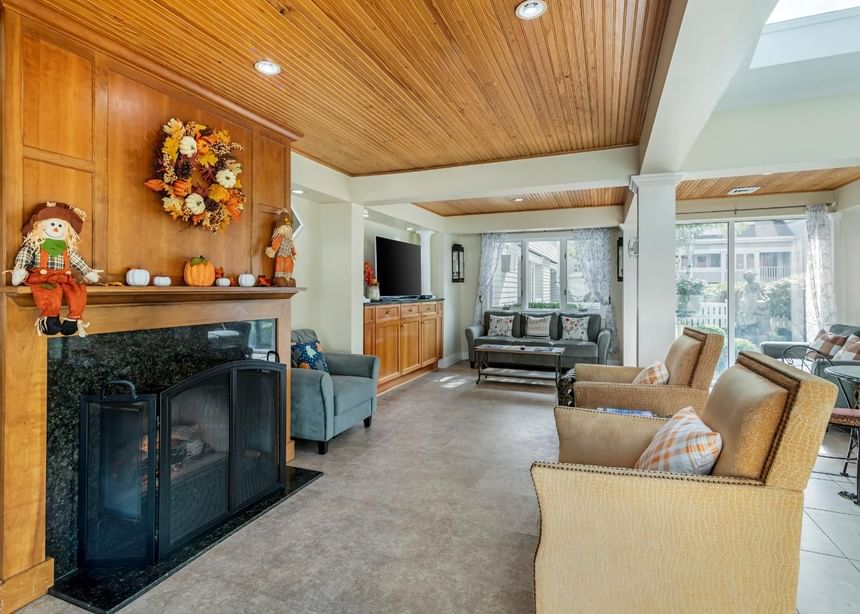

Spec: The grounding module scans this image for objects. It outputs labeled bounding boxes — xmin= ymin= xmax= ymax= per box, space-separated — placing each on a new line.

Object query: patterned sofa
xmin=465 ymin=310 xmax=611 ymax=370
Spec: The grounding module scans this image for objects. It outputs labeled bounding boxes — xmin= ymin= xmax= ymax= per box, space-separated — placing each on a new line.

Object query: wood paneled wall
xmin=2 ymin=10 xmax=294 ymax=285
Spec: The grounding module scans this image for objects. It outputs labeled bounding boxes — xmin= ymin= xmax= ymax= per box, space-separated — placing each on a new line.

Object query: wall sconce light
xmin=627 ymin=237 xmax=639 ymax=258
xmin=452 ymin=243 xmax=465 ymax=283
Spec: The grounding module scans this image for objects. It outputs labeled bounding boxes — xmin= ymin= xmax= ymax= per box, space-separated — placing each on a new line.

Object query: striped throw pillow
xmin=635 ymin=407 xmax=722 ymax=474
xmin=809 ymin=329 xmax=849 ymax=359
xmin=632 ymin=360 xmax=670 ymax=385
xmin=834 ymin=335 xmax=860 ymax=361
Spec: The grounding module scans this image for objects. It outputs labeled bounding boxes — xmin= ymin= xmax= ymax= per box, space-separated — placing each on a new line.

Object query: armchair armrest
xmin=574 ymin=364 xmax=643 ymax=384
xmin=465 ymin=325 xmax=484 ymax=361
xmin=290 ymin=368 xmax=334 ymax=441
xmin=530 ymin=462 xmax=801 ymax=614
xmin=554 ymin=407 xmax=665 ymax=467
xmin=326 ymin=352 xmax=380 ymax=380
xmin=595 ymin=328 xmax=611 ymax=364
xmin=573 ymin=382 xmax=709 ymax=416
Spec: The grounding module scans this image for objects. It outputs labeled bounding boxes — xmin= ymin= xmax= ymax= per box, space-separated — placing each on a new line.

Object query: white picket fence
xmin=677 ymin=302 xmax=727 ymax=329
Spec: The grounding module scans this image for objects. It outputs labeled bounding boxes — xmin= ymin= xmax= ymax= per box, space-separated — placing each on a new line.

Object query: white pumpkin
xmin=125 ymin=268 xmax=151 ymax=286
xmin=237 ymin=273 xmax=256 ymax=287
xmin=215 ymin=277 xmax=231 ymax=287
xmin=152 ymin=276 xmax=172 ymax=287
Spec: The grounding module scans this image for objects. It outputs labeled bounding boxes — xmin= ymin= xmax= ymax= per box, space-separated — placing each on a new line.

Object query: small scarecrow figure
xmin=264 ymin=210 xmax=297 ymax=287
xmin=10 ymin=202 xmax=100 ymax=336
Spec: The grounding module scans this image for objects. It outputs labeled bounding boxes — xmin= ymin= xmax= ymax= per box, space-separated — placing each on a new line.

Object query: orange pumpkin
xmin=183 ymin=256 xmax=216 ymax=286
xmin=172 ymin=179 xmax=191 ymax=197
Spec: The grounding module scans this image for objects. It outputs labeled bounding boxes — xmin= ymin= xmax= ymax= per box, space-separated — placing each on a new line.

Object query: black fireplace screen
xmin=79 ymin=360 xmax=285 ymax=567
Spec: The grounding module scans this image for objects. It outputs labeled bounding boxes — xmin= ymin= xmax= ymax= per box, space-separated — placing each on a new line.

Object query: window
xmin=490 ymin=242 xmax=521 ymax=310
xmin=693 ymin=253 xmax=721 ymax=268
xmin=489 ymin=236 xmax=602 ymax=311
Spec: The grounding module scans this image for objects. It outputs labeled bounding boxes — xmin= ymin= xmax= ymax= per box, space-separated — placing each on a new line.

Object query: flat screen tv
xmin=376 ymin=236 xmax=422 ymax=297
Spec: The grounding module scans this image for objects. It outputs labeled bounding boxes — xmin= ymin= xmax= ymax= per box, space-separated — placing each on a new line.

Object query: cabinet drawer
xmin=364 ymin=306 xmax=375 ymax=323
xmin=419 ymin=302 xmax=437 ymax=314
xmin=401 ymin=304 xmax=420 ymax=318
xmin=376 ymin=305 xmax=400 ymax=321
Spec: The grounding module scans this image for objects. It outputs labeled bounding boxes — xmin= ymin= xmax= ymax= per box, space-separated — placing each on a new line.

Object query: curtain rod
xmin=677 ymin=202 xmax=833 ymax=216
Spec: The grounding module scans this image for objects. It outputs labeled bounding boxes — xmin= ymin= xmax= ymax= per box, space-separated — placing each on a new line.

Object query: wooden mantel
xmin=0 ymin=285 xmax=306 ymax=306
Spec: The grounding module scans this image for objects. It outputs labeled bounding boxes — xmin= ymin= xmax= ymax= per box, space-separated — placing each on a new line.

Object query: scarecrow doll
xmin=264 ymin=210 xmax=297 ymax=287
xmin=10 ymin=202 xmax=100 ymax=336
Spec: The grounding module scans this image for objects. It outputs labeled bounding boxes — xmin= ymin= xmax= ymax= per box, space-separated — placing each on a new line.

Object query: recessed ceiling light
xmin=254 ymin=60 xmax=282 ymax=76
xmin=515 ymin=0 xmax=547 ymax=20
xmin=291 ymin=189 xmax=304 ymax=194
xmin=514 ymin=197 xmax=525 ymax=202
xmin=406 ymin=227 xmax=414 ymax=231
xmin=727 ymin=186 xmax=761 ymax=195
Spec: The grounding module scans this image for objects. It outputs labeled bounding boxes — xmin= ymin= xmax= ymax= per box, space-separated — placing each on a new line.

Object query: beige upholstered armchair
xmin=531 ymin=352 xmax=837 ymax=614
xmin=573 ymin=327 xmax=723 ymax=415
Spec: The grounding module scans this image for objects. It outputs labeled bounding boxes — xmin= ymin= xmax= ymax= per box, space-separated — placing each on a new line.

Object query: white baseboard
xmin=438 ymin=352 xmax=468 ymax=369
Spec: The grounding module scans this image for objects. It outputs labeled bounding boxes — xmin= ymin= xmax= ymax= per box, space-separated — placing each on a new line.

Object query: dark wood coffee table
xmin=474 ymin=344 xmax=565 ymax=385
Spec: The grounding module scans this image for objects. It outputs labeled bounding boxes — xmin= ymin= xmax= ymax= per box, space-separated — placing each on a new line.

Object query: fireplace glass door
xmin=79 ymin=391 xmax=157 ymax=566
xmin=160 ymin=371 xmax=231 ymax=553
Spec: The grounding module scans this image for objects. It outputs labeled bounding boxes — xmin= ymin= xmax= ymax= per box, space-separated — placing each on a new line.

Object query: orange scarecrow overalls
xmin=26 ymin=248 xmax=87 ymax=321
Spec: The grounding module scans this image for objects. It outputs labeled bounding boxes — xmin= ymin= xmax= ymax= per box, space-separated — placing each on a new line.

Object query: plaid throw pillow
xmin=487 ymin=314 xmax=514 ymax=336
xmin=808 ymin=329 xmax=849 ymax=359
xmin=632 ymin=360 xmax=670 ymax=385
xmin=635 ymin=407 xmax=722 ymax=474
xmin=561 ymin=316 xmax=589 ymax=341
xmin=525 ymin=315 xmax=552 ymax=338
xmin=834 ymin=335 xmax=860 ymax=361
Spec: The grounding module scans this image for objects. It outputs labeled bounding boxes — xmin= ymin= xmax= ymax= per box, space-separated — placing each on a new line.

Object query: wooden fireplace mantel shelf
xmin=1 ymin=285 xmax=305 ymax=307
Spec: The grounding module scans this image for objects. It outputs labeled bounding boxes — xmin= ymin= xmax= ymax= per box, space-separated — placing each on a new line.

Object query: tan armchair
xmin=573 ymin=327 xmax=723 ymax=415
xmin=531 ymin=352 xmax=838 ymax=614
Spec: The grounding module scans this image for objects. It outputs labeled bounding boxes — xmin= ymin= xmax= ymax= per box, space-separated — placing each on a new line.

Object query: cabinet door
xmin=420 ymin=316 xmax=438 ymax=367
xmin=375 ymin=320 xmax=400 ymax=383
xmin=435 ymin=311 xmax=443 ymax=360
xmin=363 ymin=322 xmax=375 ymax=356
xmin=399 ymin=318 xmax=421 ymax=374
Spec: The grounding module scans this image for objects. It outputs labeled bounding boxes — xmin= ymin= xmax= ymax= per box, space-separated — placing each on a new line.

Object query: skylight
xmin=767 ymin=0 xmax=860 ymax=24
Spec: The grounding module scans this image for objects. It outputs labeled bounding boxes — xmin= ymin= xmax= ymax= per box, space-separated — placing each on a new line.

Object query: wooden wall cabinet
xmin=365 ymin=300 xmax=443 ymax=391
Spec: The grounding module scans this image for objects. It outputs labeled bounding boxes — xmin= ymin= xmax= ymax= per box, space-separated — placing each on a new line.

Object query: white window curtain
xmin=474 ymin=233 xmax=503 ymax=325
xmin=805 ymin=204 xmax=837 ymax=338
xmin=571 ymin=228 xmax=617 ymax=352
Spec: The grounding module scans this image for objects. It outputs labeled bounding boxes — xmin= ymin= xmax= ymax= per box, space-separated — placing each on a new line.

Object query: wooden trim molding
xmin=0 ymin=558 xmax=53 ymax=613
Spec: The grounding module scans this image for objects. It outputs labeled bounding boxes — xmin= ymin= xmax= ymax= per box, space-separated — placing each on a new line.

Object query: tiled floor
xmin=798 ymin=428 xmax=860 ymax=614
xmin=18 ymin=363 xmax=860 ymax=613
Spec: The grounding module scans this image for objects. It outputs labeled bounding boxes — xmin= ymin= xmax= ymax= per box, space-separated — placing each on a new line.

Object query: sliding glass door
xmin=675 ymin=219 xmax=807 ymax=376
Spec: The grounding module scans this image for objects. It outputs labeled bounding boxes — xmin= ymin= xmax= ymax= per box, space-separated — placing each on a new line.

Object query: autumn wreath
xmin=144 ymin=118 xmax=245 ymax=233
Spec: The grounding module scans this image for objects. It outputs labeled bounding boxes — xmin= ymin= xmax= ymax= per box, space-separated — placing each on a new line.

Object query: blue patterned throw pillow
xmin=291 ymin=341 xmax=329 ymax=372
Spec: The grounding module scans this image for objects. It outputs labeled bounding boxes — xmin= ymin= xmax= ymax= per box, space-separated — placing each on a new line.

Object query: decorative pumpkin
xmin=153 ymin=276 xmax=172 ymax=287
xmin=215 ymin=277 xmax=231 ymax=287
xmin=125 ymin=268 xmax=151 ymax=286
xmin=184 ymin=256 xmax=216 ymax=286
xmin=172 ymin=179 xmax=191 ymax=197
xmin=237 ymin=273 xmax=256 ymax=287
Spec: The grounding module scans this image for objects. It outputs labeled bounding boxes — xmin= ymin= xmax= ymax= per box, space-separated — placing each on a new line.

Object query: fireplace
xmin=79 ymin=360 xmax=285 ymax=567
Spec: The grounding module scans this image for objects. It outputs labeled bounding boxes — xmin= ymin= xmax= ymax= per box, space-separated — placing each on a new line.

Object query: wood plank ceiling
xmin=676 ymin=167 xmax=860 ymax=200
xmin=416 ymin=187 xmax=628 ymax=216
xmin=20 ymin=0 xmax=671 ymax=175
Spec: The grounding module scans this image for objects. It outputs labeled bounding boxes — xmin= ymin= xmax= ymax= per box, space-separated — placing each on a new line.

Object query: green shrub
xmin=676 ymin=278 xmax=705 ymax=296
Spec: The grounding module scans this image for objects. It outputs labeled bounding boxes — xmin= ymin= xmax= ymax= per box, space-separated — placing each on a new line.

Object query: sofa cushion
xmin=829 ymin=323 xmax=860 ymax=338
xmin=475 ymin=335 xmax=518 ymax=346
xmin=521 ymin=312 xmax=558 ymax=338
xmin=552 ymin=339 xmax=598 ymax=359
xmin=664 ymin=333 xmax=702 ymax=386
xmin=635 ymin=407 xmax=722 ymax=474
xmin=331 ymin=375 xmax=376 ymax=415
xmin=524 ymin=314 xmax=553 ymax=338
xmin=483 ymin=310 xmax=522 ymax=337
xmin=560 ymin=315 xmax=590 ymax=341
xmin=700 ymin=364 xmax=789 ymax=480
xmin=556 ymin=313 xmax=600 ymax=342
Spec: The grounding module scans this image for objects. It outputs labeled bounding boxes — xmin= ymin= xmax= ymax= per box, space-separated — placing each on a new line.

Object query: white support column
xmin=416 ymin=230 xmax=434 ymax=296
xmin=619 ymin=221 xmax=638 ymax=366
xmin=317 ymin=202 xmax=365 ymax=353
xmin=629 ymin=174 xmax=682 ymax=365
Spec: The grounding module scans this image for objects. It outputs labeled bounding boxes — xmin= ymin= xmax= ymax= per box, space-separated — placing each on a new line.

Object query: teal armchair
xmin=290 ymin=329 xmax=380 ymax=454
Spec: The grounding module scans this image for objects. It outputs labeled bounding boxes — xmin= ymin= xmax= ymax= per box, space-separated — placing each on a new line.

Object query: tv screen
xmin=376 ymin=237 xmax=422 ymax=297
